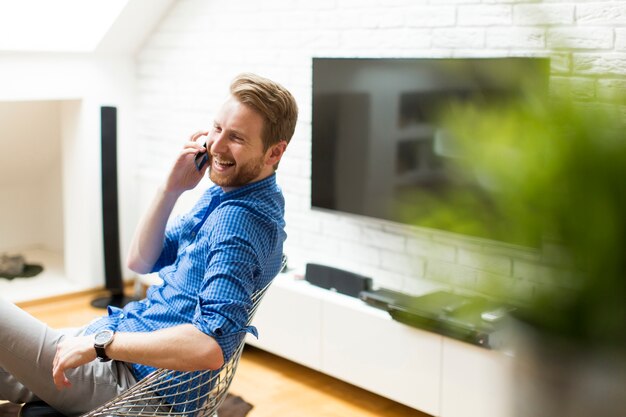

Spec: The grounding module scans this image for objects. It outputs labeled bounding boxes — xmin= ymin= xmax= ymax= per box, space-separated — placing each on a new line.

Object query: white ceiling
xmin=0 ymin=0 xmax=175 ymax=54
xmin=0 ymin=0 xmax=129 ymax=53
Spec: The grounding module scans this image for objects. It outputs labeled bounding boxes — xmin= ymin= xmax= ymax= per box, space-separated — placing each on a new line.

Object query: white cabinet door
xmin=246 ymin=280 xmax=324 ymax=370
xmin=440 ymin=338 xmax=514 ymax=417
xmin=322 ymin=298 xmax=442 ymax=416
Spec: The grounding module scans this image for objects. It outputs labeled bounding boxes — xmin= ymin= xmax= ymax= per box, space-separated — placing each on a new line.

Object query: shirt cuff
xmin=192 ymin=314 xmax=258 ymax=360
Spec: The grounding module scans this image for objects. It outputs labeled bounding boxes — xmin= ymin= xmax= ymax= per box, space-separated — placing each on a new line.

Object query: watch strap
xmin=95 ymin=345 xmax=111 ymax=362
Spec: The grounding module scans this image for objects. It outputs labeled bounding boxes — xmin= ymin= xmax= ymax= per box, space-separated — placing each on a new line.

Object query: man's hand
xmin=52 ymin=335 xmax=97 ymax=390
xmin=164 ymin=131 xmax=210 ymax=195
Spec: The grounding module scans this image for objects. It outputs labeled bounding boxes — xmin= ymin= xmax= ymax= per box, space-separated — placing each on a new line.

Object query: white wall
xmin=0 ymin=0 xmax=174 ymax=296
xmin=0 ymin=101 xmax=64 ymax=252
xmin=0 ymin=55 xmax=138 ymax=288
xmin=134 ymin=0 xmax=626 ymax=298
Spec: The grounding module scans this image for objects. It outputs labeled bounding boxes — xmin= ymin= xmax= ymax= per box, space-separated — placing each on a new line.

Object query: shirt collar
xmin=209 ymin=174 xmax=277 ymax=201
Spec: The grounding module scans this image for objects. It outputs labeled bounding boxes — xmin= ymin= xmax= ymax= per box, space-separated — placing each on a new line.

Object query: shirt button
xmin=191 ymin=232 xmax=196 ymax=237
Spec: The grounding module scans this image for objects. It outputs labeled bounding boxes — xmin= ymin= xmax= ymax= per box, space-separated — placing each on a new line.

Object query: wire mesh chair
xmin=20 ymin=256 xmax=284 ymax=417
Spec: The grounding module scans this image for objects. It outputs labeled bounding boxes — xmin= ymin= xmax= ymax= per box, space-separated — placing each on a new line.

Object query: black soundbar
xmin=305 ymin=263 xmax=372 ymax=298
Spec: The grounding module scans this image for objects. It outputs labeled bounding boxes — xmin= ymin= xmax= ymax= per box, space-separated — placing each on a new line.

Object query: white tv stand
xmin=246 ymin=271 xmax=514 ymax=417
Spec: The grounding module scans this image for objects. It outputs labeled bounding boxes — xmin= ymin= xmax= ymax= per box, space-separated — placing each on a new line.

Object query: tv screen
xmin=311 ymin=57 xmax=550 ymax=244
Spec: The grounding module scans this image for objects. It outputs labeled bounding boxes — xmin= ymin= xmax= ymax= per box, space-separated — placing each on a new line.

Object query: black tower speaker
xmin=91 ymin=106 xmax=137 ymax=308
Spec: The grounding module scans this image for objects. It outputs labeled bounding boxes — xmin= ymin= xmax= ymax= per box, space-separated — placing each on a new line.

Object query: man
xmin=0 ymin=73 xmax=298 ymax=415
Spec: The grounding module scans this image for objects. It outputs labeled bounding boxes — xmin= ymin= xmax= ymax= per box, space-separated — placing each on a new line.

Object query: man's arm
xmin=127 ymin=133 xmax=208 ymax=273
xmin=109 ymin=325 xmax=225 ymax=371
xmin=53 ymin=325 xmax=223 ymax=389
xmin=54 ymin=134 xmax=215 ymax=389
xmin=126 ymin=185 xmax=182 ymax=274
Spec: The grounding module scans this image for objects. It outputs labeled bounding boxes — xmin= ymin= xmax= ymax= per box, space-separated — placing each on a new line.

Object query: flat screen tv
xmin=311 ymin=57 xmax=550 ymax=244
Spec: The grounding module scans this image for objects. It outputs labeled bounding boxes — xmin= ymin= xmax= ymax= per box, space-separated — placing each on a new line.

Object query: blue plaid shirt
xmin=85 ymin=174 xmax=286 ymax=381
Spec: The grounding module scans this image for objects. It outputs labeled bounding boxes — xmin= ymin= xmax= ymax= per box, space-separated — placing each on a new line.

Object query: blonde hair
xmin=230 ymin=73 xmax=298 ymax=151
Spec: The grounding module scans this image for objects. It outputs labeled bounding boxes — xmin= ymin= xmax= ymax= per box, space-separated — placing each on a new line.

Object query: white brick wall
xmin=135 ymin=0 xmax=626 ymax=299
xmin=617 ymin=28 xmax=626 ymax=51
xmin=548 ymin=27 xmax=614 ymax=50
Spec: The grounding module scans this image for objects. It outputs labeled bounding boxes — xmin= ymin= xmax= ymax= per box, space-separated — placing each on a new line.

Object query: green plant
xmin=416 ymin=93 xmax=626 ymax=348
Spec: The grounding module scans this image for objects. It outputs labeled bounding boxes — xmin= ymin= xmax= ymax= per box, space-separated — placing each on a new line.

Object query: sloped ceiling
xmin=0 ymin=0 xmax=175 ymax=55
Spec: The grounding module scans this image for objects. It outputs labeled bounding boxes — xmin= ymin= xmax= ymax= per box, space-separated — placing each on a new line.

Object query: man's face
xmin=206 ymin=97 xmax=270 ymax=190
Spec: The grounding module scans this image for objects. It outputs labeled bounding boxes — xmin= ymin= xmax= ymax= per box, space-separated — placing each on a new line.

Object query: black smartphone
xmin=194 ymin=142 xmax=208 ymax=171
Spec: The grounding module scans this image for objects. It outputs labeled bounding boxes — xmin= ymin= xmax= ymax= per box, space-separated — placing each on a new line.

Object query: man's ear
xmin=265 ymin=140 xmax=287 ymax=166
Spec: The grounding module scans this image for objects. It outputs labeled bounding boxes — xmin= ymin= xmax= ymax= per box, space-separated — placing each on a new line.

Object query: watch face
xmin=95 ymin=330 xmax=113 ymax=345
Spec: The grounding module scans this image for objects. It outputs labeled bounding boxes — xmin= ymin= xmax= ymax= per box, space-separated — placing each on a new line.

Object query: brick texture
xmin=135 ymin=0 xmax=626 ymax=298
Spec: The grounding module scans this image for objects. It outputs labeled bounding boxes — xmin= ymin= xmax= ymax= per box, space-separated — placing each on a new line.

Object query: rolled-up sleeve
xmin=191 ymin=207 xmax=275 ymax=361
xmin=192 ymin=254 xmax=260 ymax=360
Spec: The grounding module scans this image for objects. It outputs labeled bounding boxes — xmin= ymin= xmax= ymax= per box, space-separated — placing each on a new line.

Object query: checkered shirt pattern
xmin=84 ymin=174 xmax=286 ymax=381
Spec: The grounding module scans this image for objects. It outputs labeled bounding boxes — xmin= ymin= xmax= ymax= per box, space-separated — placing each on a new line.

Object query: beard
xmin=208 ymin=153 xmax=266 ymax=188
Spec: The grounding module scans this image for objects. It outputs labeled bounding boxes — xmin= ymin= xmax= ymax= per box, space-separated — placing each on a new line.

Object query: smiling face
xmin=207 ymin=96 xmax=284 ymax=191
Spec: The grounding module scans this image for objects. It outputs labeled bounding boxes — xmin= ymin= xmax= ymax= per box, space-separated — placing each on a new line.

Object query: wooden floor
xmin=17 ymin=289 xmax=431 ymax=417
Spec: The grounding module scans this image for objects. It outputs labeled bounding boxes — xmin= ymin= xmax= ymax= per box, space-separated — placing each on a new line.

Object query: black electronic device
xmin=305 ymin=263 xmax=372 ymax=298
xmin=311 ymin=57 xmax=550 ymax=246
xmin=359 ymin=288 xmax=420 ymax=311
xmin=382 ymin=290 xmax=509 ymax=349
xmin=91 ymin=106 xmax=137 ymax=309
xmin=195 ymin=141 xmax=208 ymax=171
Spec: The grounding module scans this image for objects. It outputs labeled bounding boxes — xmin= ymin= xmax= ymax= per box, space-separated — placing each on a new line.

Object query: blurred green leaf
xmin=404 ymin=89 xmax=626 ymax=347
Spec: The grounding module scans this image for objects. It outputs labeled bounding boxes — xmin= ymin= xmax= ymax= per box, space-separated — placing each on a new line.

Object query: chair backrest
xmin=82 ymin=256 xmax=285 ymax=417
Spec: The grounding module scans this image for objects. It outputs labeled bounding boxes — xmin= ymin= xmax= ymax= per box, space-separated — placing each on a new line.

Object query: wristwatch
xmin=94 ymin=329 xmax=115 ymax=362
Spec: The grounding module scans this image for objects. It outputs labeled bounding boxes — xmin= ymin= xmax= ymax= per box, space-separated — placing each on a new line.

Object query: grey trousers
xmin=0 ymin=298 xmax=137 ymax=416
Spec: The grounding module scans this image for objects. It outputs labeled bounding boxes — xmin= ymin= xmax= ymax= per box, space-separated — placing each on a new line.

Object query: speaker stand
xmin=91 ymin=292 xmax=138 ymax=309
